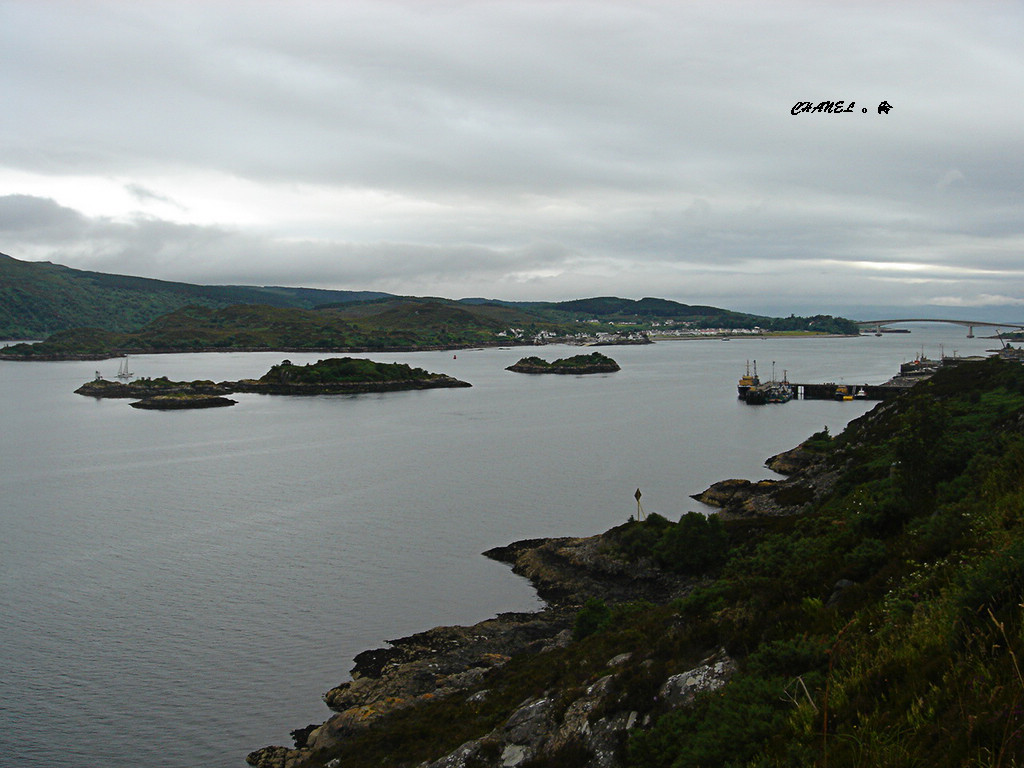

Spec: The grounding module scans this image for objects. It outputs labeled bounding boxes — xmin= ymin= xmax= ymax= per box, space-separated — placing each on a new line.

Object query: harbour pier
xmin=788 ymin=382 xmax=904 ymax=401
xmin=736 ymin=355 xmax=977 ymax=405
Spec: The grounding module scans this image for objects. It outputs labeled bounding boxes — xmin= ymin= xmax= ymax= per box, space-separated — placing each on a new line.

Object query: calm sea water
xmin=0 ymin=327 xmax=1000 ymax=767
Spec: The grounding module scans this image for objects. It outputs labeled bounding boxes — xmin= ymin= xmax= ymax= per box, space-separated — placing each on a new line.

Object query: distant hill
xmin=459 ymin=295 xmax=743 ymax=320
xmin=529 ymin=296 xmax=858 ymax=334
xmin=0 ymin=252 xmax=391 ymax=338
xmin=0 ymin=253 xmax=860 ymax=354
xmin=0 ymin=298 xmax=580 ymax=359
xmin=546 ymin=296 xmax=729 ymax=318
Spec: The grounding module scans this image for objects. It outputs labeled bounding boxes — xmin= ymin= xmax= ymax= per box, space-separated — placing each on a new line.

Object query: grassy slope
xmin=258 ymin=357 xmax=439 ymax=384
xmin=1 ymin=299 xmax=573 ymax=357
xmin=300 ymin=357 xmax=1024 ymax=768
xmin=2 ymin=253 xmax=860 ymax=344
xmin=0 ymin=252 xmax=390 ymax=337
xmin=624 ymin=357 xmax=1024 ymax=768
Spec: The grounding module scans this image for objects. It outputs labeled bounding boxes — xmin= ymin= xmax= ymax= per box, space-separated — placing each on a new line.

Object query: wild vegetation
xmin=0 ymin=251 xmax=388 ymax=338
xmin=540 ymin=297 xmax=860 ymax=335
xmin=1 ymin=301 xmax=553 ymax=358
xmin=2 ymin=252 xmax=859 ymax=349
xmin=506 ymin=351 xmax=621 ymax=373
xmin=621 ymin=356 xmax=1024 ymax=768
xmin=76 ymin=358 xmax=465 ymax=401
xmin=259 ymin=357 xmax=439 ymax=385
xmin=274 ymin=356 xmax=1024 ymax=768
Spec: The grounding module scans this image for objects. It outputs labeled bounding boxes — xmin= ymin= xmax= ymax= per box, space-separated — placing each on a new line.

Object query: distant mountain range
xmin=0 ymin=253 xmax=860 ymax=357
xmin=0 ymin=252 xmax=392 ymax=338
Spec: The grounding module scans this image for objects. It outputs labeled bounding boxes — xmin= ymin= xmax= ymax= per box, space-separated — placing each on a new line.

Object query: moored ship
xmin=738 ymin=360 xmax=760 ymax=399
xmin=743 ymin=363 xmax=793 ymax=405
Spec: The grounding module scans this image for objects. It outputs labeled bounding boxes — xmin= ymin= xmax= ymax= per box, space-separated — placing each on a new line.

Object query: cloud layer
xmin=1 ymin=1 xmax=1022 ymax=317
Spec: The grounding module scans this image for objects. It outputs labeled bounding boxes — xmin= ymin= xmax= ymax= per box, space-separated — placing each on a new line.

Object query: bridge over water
xmin=856 ymin=318 xmax=1024 ymax=338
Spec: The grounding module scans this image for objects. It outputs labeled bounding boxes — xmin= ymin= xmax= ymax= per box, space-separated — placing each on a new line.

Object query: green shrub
xmin=573 ymin=598 xmax=613 ymax=640
xmin=654 ymin=512 xmax=729 ymax=575
xmin=842 ymin=538 xmax=888 ymax=580
xmin=611 ymin=514 xmax=671 ymax=560
xmin=628 ymin=673 xmax=790 ymax=768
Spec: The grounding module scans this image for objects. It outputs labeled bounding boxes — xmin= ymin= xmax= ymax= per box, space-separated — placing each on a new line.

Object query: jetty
xmin=787 ymin=382 xmax=900 ymax=401
xmin=738 ymin=354 xmax=988 ymax=403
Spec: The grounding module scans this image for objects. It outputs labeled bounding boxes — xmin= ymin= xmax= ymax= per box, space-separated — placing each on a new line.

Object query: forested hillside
xmin=1 ymin=253 xmax=859 ymax=342
xmin=0 ymin=299 xmax=573 ymax=358
xmin=0 ymin=252 xmax=389 ymax=337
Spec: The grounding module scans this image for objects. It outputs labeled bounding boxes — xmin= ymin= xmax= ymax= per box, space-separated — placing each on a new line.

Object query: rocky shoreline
xmin=690 ymin=440 xmax=839 ymax=518
xmin=246 ymin=534 xmax=702 ymax=768
xmin=1 ymin=338 xmax=636 ymax=362
xmin=505 ymin=351 xmax=621 ymax=375
xmin=1 ymin=343 xmax=500 ymax=362
xmin=233 ymin=375 xmax=471 ymax=395
xmin=245 ymin=431 xmax=846 ymax=768
xmin=129 ymin=394 xmax=237 ymax=409
xmin=75 ymin=379 xmax=233 ymax=399
xmin=74 ymin=374 xmax=471 ymax=403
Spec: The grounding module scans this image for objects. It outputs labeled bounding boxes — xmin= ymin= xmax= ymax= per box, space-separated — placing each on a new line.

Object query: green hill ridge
xmin=0 ymin=251 xmax=390 ymax=338
xmin=0 ymin=253 xmax=860 ymax=355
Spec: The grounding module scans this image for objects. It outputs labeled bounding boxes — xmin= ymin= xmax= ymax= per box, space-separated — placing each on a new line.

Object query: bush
xmin=609 ymin=512 xmax=729 ymax=577
xmin=654 ymin=512 xmax=729 ymax=575
xmin=573 ymin=598 xmax=613 ymax=640
xmin=627 ymin=672 xmax=790 ymax=768
xmin=612 ymin=513 xmax=671 ymax=560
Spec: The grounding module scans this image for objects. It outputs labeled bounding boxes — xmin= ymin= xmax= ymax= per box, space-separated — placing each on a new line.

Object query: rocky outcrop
xmin=129 ymin=394 xmax=237 ymax=409
xmin=232 ymin=375 xmax=470 ymax=395
xmin=506 ymin=352 xmax=620 ymax=375
xmin=692 ymin=437 xmax=844 ymax=518
xmin=310 ymin=610 xmax=574 ymax=753
xmin=250 ymin=647 xmax=739 ymax=768
xmin=419 ymin=649 xmax=736 ymax=768
xmin=246 ymin=534 xmax=696 ymax=768
xmin=692 ymin=473 xmax=836 ymax=518
xmin=692 ymin=478 xmax=777 ymax=509
xmin=74 ymin=378 xmax=232 ymax=399
xmin=75 ymin=373 xmax=470 ymax=405
xmin=765 ymin=443 xmax=820 ymax=475
xmin=483 ymin=535 xmax=689 ymax=607
xmin=247 ymin=433 xmax=855 ymax=768
xmin=658 ymin=649 xmax=738 ymax=708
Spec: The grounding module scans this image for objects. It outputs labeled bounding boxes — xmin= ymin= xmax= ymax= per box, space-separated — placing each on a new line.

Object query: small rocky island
xmin=238 ymin=357 xmax=472 ymax=395
xmin=506 ymin=351 xmax=620 ymax=374
xmin=75 ymin=357 xmax=471 ymax=408
xmin=129 ymin=394 xmax=238 ymax=410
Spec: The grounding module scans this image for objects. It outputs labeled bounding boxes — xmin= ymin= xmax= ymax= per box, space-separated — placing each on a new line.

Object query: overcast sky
xmin=1 ymin=1 xmax=1022 ymax=318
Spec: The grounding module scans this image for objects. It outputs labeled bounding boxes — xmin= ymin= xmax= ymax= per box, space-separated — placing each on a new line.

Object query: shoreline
xmin=0 ymin=332 xmax=868 ymax=362
xmin=74 ymin=374 xmax=472 ymax=403
xmin=649 ymin=332 xmax=861 ymax=341
xmin=246 ymin=531 xmax=696 ymax=767
xmin=0 ymin=341 xmax=518 ymax=362
xmin=244 ymin=436 xmax=829 ymax=768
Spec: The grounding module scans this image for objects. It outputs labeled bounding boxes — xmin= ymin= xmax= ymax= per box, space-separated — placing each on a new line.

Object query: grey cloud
xmin=6 ymin=1 xmax=1012 ymax=195
xmin=0 ymin=195 xmax=89 ymax=238
xmin=124 ymin=184 xmax=183 ymax=209
xmin=1 ymin=2 xmax=1022 ymax=316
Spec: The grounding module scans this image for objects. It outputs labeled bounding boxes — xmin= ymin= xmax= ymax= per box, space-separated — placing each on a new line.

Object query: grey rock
xmin=659 ymin=650 xmax=737 ymax=709
xmin=501 ymin=744 xmax=530 ymax=767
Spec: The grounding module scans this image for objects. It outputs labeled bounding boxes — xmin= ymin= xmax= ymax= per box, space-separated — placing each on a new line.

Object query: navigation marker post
xmin=634 ymin=488 xmax=645 ymax=521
